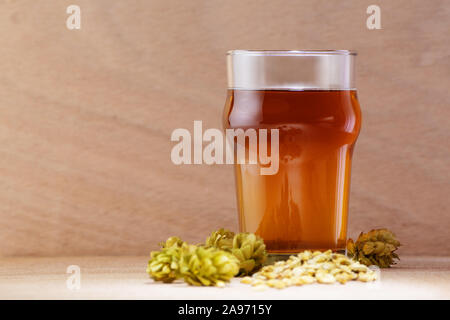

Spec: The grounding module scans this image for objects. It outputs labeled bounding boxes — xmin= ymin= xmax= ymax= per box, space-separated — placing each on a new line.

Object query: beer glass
xmin=223 ymin=50 xmax=361 ymax=254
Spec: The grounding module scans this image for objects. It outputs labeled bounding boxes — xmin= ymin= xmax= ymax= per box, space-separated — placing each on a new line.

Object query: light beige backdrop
xmin=0 ymin=0 xmax=449 ymax=256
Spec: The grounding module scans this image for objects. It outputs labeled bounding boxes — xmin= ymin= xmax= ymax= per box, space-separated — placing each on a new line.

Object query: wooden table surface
xmin=0 ymin=256 xmax=449 ymax=299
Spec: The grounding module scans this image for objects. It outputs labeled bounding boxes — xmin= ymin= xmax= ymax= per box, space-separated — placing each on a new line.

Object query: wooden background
xmin=0 ymin=0 xmax=448 ymax=256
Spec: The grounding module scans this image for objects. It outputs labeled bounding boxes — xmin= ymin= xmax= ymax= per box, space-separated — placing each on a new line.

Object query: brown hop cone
xmin=231 ymin=233 xmax=267 ymax=275
xmin=146 ymin=247 xmax=181 ymax=283
xmin=180 ymin=245 xmax=239 ymax=287
xmin=205 ymin=228 xmax=235 ymax=251
xmin=347 ymin=228 xmax=401 ymax=268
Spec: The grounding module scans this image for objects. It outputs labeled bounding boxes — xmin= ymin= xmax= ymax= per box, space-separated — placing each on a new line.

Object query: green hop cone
xmin=146 ymin=246 xmax=182 ymax=283
xmin=205 ymin=228 xmax=235 ymax=251
xmin=160 ymin=236 xmax=186 ymax=249
xmin=231 ymin=233 xmax=267 ymax=275
xmin=180 ymin=245 xmax=239 ymax=287
xmin=347 ymin=228 xmax=401 ymax=268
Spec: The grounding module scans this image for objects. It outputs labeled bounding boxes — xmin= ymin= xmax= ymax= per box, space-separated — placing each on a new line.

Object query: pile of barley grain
xmin=241 ymin=250 xmax=377 ymax=289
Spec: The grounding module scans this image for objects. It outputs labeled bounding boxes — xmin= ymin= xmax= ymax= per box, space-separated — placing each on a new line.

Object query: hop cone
xmin=180 ymin=245 xmax=239 ymax=287
xmin=160 ymin=236 xmax=186 ymax=249
xmin=231 ymin=233 xmax=267 ymax=275
xmin=205 ymin=228 xmax=235 ymax=251
xmin=347 ymin=228 xmax=401 ymax=268
xmin=146 ymin=247 xmax=181 ymax=283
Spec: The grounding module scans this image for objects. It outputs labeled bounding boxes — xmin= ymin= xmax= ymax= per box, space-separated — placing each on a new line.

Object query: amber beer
xmin=224 ymin=51 xmax=361 ymax=253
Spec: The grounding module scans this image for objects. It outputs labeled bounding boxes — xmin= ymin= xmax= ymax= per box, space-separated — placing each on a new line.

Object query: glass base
xmin=266 ymin=249 xmax=346 ymax=264
xmin=268 ymin=248 xmax=346 ymax=255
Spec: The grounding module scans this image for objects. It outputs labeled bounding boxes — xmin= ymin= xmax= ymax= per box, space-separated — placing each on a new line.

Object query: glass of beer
xmin=223 ymin=50 xmax=361 ymax=254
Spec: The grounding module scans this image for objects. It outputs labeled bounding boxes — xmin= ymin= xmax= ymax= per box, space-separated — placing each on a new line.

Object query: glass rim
xmin=227 ymin=49 xmax=357 ymax=56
